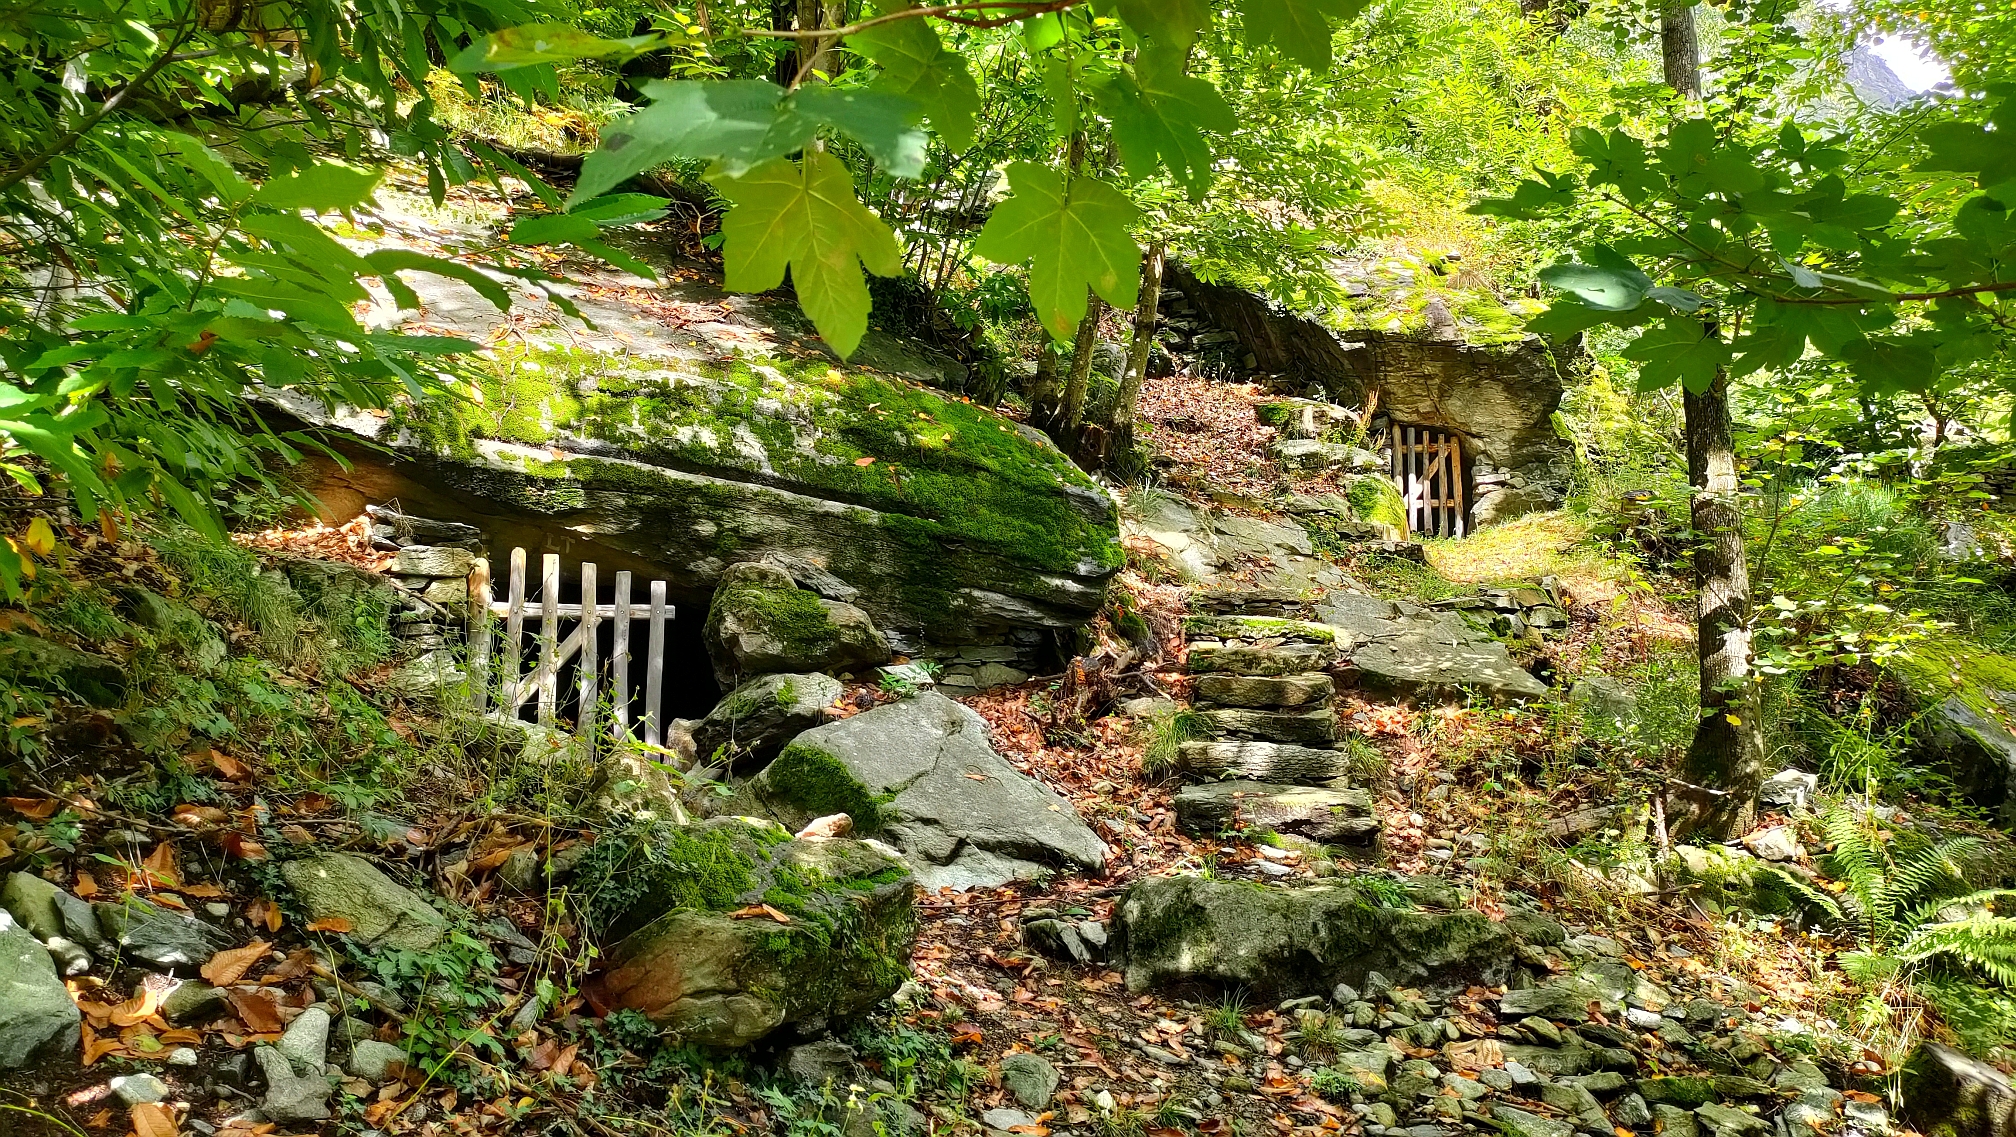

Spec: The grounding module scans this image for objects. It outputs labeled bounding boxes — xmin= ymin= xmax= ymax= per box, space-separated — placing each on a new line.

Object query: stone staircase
xmin=1172 ymin=602 xmax=1381 ymax=865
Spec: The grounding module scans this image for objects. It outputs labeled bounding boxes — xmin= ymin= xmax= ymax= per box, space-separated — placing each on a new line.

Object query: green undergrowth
xmin=407 ymin=342 xmax=1122 ymax=576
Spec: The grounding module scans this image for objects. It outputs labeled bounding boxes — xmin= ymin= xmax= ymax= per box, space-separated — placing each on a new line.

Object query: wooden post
xmin=502 ymin=548 xmax=526 ymax=719
xmin=578 ymin=561 xmax=599 ymax=740
xmin=537 ymin=553 xmax=560 ymax=725
xmin=468 ymin=557 xmax=492 ymax=715
xmin=611 ymin=571 xmax=633 ymax=742
xmin=1453 ymin=437 xmax=1468 ymax=538
xmin=644 ymin=580 xmax=667 ymax=748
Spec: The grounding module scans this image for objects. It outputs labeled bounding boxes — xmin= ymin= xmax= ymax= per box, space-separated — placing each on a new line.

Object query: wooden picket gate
xmin=466 ymin=548 xmax=675 ymax=746
xmin=1391 ymin=425 xmax=1468 ymax=539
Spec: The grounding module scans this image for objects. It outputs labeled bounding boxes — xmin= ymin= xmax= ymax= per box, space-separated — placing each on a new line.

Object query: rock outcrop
xmin=751 ymin=693 xmax=1107 ymax=890
xmin=0 ymin=911 xmax=80 ymax=1068
xmin=691 ymin=670 xmax=844 ymax=769
xmin=1319 ymin=594 xmax=1549 ymax=702
xmin=1115 ymin=874 xmax=1550 ymax=996
xmin=280 ymin=854 xmax=449 ymax=952
xmin=704 ymin=563 xmax=890 ymax=688
xmin=583 ymin=818 xmax=916 ymax=1046
xmin=276 ymin=236 xmax=1121 ymax=661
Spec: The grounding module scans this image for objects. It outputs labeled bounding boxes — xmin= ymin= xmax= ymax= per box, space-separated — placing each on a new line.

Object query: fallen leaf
xmin=131 ymin=1101 xmax=178 ymax=1137
xmin=245 ymin=898 xmax=281 ymax=932
xmin=74 ymin=871 xmax=98 ymax=898
xmin=140 ymin=842 xmax=180 ymax=887
xmin=305 ymin=917 xmax=354 ymax=933
xmin=85 ymin=1108 xmax=112 ymax=1129
xmin=178 ymin=883 xmax=225 ymax=898
xmin=725 ymin=905 xmax=790 ymax=924
xmin=3 ymin=796 xmax=56 ymax=819
xmin=853 ymin=456 xmax=877 ymax=466
xmin=109 ymin=987 xmax=163 ymax=1028
xmin=221 ymin=833 xmax=267 ymax=861
xmin=202 ymin=942 xmax=271 ymax=987
xmin=225 ymin=988 xmax=284 ymax=1034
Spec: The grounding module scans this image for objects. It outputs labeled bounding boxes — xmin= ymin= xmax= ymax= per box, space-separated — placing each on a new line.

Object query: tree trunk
xmin=1101 ymin=242 xmax=1165 ymax=465
xmin=1678 ymin=372 xmax=1765 ymax=838
xmin=1661 ymin=2 xmax=1762 ymax=839
xmin=1028 ymin=343 xmax=1064 ymax=430
xmin=1059 ymin=297 xmax=1105 ymax=440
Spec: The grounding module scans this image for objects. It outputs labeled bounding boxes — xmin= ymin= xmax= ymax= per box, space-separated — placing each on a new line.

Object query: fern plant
xmin=1796 ymin=803 xmax=2016 ymax=988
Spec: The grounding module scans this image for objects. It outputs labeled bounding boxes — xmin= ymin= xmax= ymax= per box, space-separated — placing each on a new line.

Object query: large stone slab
xmin=752 ymin=693 xmax=1106 ymax=889
xmin=1173 ymin=781 xmax=1377 ymax=846
xmin=280 ymin=854 xmax=448 ymax=952
xmin=1186 ymin=641 xmax=1336 ymax=676
xmin=1317 ymin=594 xmax=1547 ymax=703
xmin=93 ymin=897 xmax=233 ymax=969
xmin=1193 ymin=672 xmax=1334 ymax=709
xmin=273 ymin=237 xmax=1122 ymax=655
xmin=1198 ymin=706 xmax=1337 ymax=744
xmin=1115 ymin=874 xmax=1534 ymax=997
xmin=1176 ymin=740 xmax=1353 ymax=784
xmin=704 ymin=563 xmax=891 ymax=688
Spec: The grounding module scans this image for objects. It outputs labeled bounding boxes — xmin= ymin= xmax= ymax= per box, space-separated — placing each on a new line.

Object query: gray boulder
xmin=2 ymin=872 xmax=90 ymax=975
xmin=691 ymin=672 xmax=843 ymax=770
xmin=705 ymin=564 xmax=891 ymax=688
xmin=255 ymin=1044 xmax=333 ymax=1122
xmin=1114 ymin=874 xmax=1533 ymax=997
xmin=1905 ymin=1041 xmax=2016 ymax=1137
xmin=347 ymin=1039 xmax=409 ymax=1081
xmin=1318 ymin=594 xmax=1547 ymax=703
xmin=1173 ymin=781 xmax=1378 ymax=847
xmin=93 ymin=897 xmax=232 ymax=969
xmin=1001 ymin=1052 xmax=1061 ymax=1110
xmin=280 ymin=854 xmax=448 ymax=952
xmin=0 ymin=911 xmax=80 ymax=1067
xmin=752 ymin=693 xmax=1106 ymax=889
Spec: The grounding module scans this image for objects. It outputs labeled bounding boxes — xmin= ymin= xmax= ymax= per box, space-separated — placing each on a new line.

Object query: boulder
xmin=1174 ymin=781 xmax=1377 ymax=847
xmin=1889 ymin=645 xmax=2016 ymax=824
xmin=0 ymin=912 xmax=79 ymax=1067
xmin=705 ymin=564 xmax=891 ymax=687
xmin=691 ymin=672 xmax=843 ymax=769
xmin=2 ymin=872 xmax=90 ymax=975
xmin=280 ymin=854 xmax=448 ymax=952
xmin=751 ymin=693 xmax=1106 ymax=890
xmin=1318 ymin=594 xmax=1547 ymax=703
xmin=584 ymin=827 xmax=916 ymax=1046
xmin=1002 ymin=1052 xmax=1061 ymax=1110
xmin=93 ymin=897 xmax=232 ymax=969
xmin=1905 ymin=1041 xmax=2016 ymax=1137
xmin=348 ymin=1039 xmax=409 ymax=1082
xmin=255 ymin=1043 xmax=334 ymax=1122
xmin=1193 ymin=673 xmax=1334 ymax=709
xmin=0 ymin=631 xmax=124 ymax=705
xmin=1114 ymin=874 xmax=1529 ymax=997
xmin=381 ymin=648 xmax=467 ymax=702
xmin=270 ymin=245 xmax=1122 ymax=655
xmin=1176 ymin=740 xmax=1355 ymax=784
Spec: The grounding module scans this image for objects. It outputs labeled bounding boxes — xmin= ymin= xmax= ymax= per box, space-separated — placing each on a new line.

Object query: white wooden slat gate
xmin=1390 ymin=425 xmax=1468 ymax=540
xmin=466 ymin=548 xmax=674 ymax=746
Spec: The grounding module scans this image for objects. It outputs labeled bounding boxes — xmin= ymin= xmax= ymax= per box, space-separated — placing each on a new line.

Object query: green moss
xmin=712 ymin=585 xmax=837 ymax=660
xmin=403 ymin=344 xmax=1122 ymax=576
xmin=761 ymin=743 xmax=883 ymax=832
xmin=573 ymin=820 xmax=761 ymax=939
xmin=774 ymin=680 xmax=797 ymax=706
xmin=1892 ymin=638 xmax=2016 ymax=727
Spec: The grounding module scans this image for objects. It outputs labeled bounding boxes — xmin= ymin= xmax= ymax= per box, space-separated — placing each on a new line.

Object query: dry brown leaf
xmin=725 ymin=905 xmax=791 ymax=924
xmin=246 ymin=897 xmax=281 ymax=931
xmin=86 ymin=1108 xmax=112 ymax=1130
xmin=74 ymin=871 xmax=98 ymax=898
xmin=139 ymin=842 xmax=180 ymax=887
xmin=201 ymin=941 xmax=270 ymax=987
xmin=3 ymin=796 xmax=56 ymax=819
xmin=551 ymin=1043 xmax=579 ymax=1077
xmin=304 ymin=917 xmax=354 ymax=933
xmin=130 ymin=1101 xmax=177 ymax=1137
xmin=109 ymin=986 xmax=162 ymax=1028
xmin=224 ymin=988 xmax=284 ymax=1034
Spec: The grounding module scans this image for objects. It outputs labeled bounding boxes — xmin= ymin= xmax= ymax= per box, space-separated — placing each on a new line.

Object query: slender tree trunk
xmin=1678 ymin=373 xmax=1765 ymax=836
xmin=1059 ymin=296 xmax=1105 ymax=438
xmin=1660 ymin=3 xmax=1763 ymax=839
xmin=1028 ymin=343 xmax=1064 ymax=429
xmin=1102 ymin=242 xmax=1165 ymax=463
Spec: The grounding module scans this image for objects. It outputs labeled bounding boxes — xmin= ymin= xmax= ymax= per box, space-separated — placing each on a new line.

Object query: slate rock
xmin=1 ymin=872 xmax=90 ymax=975
xmin=93 ymin=897 xmax=232 ymax=969
xmin=1615 ymin=1094 xmax=1653 ymax=1128
xmin=280 ymin=854 xmax=448 ymax=952
xmin=691 ymin=672 xmax=844 ymax=770
xmin=752 ymin=693 xmax=1105 ymax=890
xmin=1001 ymin=1051 xmax=1060 ymax=1109
xmin=1903 ymin=1042 xmax=2016 ymax=1137
xmin=162 ymin=980 xmax=228 ymax=1025
xmin=1174 ymin=780 xmax=1378 ymax=846
xmin=782 ymin=1039 xmax=858 ymax=1087
xmin=1186 ymin=641 xmax=1337 ymax=676
xmin=276 ymin=1005 xmax=330 ymax=1076
xmin=1176 ymin=740 xmax=1352 ymax=784
xmin=1023 ymin=919 xmax=1093 ymax=964
xmin=1492 ymin=1105 xmax=1574 ymax=1137
xmin=0 ymin=913 xmax=79 ymax=1068
xmin=982 ymin=1107 xmax=1037 ymax=1133
xmin=254 ymin=1044 xmax=333 ymax=1122
xmin=1694 ymin=1102 xmax=1768 ymax=1136
xmin=705 ymin=564 xmax=891 ymax=689
xmin=1758 ymin=769 xmax=1819 ymax=813
xmin=1652 ymin=1105 xmax=1698 ymax=1137
xmin=1193 ymin=672 xmax=1335 ymax=709
xmin=111 ymin=1073 xmax=170 ymax=1105
xmin=1197 ymin=706 xmax=1337 ymax=744
xmin=390 ymin=546 xmax=475 ymax=578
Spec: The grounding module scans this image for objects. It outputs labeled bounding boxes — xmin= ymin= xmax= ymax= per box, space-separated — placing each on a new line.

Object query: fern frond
xmin=1900 ymin=888 xmax=2016 ymax=936
xmin=1900 ymin=914 xmax=2016 ymax=988
xmin=1840 ymin=950 xmax=1904 ymax=986
xmin=1821 ymin=804 xmax=1892 ymax=942
xmin=1760 ymin=865 xmax=1844 ymax=923
xmin=1890 ymin=837 xmax=1985 ymax=909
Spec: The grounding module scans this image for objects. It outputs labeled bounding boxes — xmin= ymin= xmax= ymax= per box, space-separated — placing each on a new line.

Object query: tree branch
xmin=0 ymin=10 xmax=199 ymax=195
xmin=740 ymin=0 xmax=1081 ymax=39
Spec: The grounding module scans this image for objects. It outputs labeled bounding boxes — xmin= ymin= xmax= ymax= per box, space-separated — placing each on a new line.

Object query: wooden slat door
xmin=1389 ymin=427 xmax=1468 ymax=539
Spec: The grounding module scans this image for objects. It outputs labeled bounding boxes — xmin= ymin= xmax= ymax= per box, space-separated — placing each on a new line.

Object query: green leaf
xmin=1843 ymin=334 xmax=1943 ymax=396
xmin=252 ymin=161 xmax=383 ymax=211
xmin=239 ymin=214 xmax=376 ymax=280
xmin=1919 ymin=120 xmax=2016 ymax=188
xmin=449 ymin=24 xmax=663 ymax=73
xmin=1623 ymin=318 xmax=1729 ymax=394
xmin=708 ymin=151 xmax=904 ymax=359
xmin=1647 ymin=285 xmax=1706 ymax=313
xmin=1238 ymin=0 xmax=1363 ymax=69
xmin=1097 ymin=47 xmax=1236 ymax=199
xmin=509 ymin=213 xmax=601 ymax=245
xmin=364 ymin=249 xmax=514 ymax=312
xmin=165 ymin=134 xmax=254 ymax=206
xmin=568 ymin=194 xmax=670 ymax=226
xmin=574 ymin=80 xmax=787 ymax=203
xmin=1538 ymin=247 xmax=1651 ymax=311
xmin=848 ymin=11 xmax=984 ymax=153
xmin=777 ymin=87 xmax=928 ymax=178
xmin=1110 ymin=0 xmax=1214 ymax=49
xmin=973 ymin=162 xmax=1141 ymax=342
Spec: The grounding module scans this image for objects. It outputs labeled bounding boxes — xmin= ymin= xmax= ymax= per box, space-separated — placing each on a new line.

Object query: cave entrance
xmin=1390 ymin=425 xmax=1470 ymax=539
xmin=477 ymin=549 xmax=720 ymax=741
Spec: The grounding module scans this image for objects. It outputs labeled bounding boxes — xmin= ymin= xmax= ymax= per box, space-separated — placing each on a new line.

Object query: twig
xmin=740 ymin=0 xmax=1081 ymax=39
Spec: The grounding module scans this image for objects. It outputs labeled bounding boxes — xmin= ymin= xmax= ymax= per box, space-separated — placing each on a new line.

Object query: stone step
xmin=1186 ymin=641 xmax=1335 ymax=676
xmin=1174 ymin=780 xmax=1378 ymax=847
xmin=1182 ymin=615 xmax=1340 ymax=646
xmin=1176 ymin=740 xmax=1353 ymax=784
xmin=1198 ymin=706 xmax=1337 ymax=745
xmin=1194 ymin=672 xmax=1334 ymax=710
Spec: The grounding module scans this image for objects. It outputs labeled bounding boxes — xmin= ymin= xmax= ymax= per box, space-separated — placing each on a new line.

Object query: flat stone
xmin=1491 ymin=1105 xmax=1574 ymax=1137
xmin=162 ymin=980 xmax=228 ymax=1025
xmin=93 ymin=898 xmax=232 ymax=969
xmin=1347 ymin=633 xmax=1548 ymax=703
xmin=280 ymin=855 xmax=448 ymax=952
xmin=1176 ymin=740 xmax=1352 ymax=784
xmin=1193 ymin=672 xmax=1335 ymax=709
xmin=1694 ymin=1103 xmax=1768 ymax=1136
xmin=1652 ymin=1105 xmax=1698 ymax=1137
xmin=1759 ymin=769 xmax=1819 ymax=812
xmin=348 ymin=1039 xmax=408 ymax=1081
xmin=1740 ymin=825 xmax=1804 ymax=863
xmin=1187 ymin=641 xmax=1337 ymax=676
xmin=2 ymin=872 xmax=90 ymax=975
xmin=1184 ymin=615 xmax=1337 ymax=644
xmin=1197 ymin=706 xmax=1337 ymax=744
xmin=390 ymin=546 xmax=475 ymax=578
xmin=981 ymin=1107 xmax=1038 ymax=1132
xmin=276 ymin=1005 xmax=330 ymax=1076
xmin=1174 ymin=781 xmax=1377 ymax=846
xmin=782 ymin=1039 xmax=857 ymax=1087
xmin=255 ymin=1044 xmax=333 ymax=1122
xmin=112 ymin=1073 xmax=170 ymax=1105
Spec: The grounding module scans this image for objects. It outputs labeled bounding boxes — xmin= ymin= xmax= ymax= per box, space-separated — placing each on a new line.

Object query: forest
xmin=3 ymin=0 xmax=2016 ymax=1136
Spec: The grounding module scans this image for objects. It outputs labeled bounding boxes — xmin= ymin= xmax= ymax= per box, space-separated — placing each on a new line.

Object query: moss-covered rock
xmin=691 ymin=671 xmax=845 ymax=771
xmin=1890 ymin=641 xmax=2016 ymax=826
xmin=580 ymin=817 xmax=916 ymax=1047
xmin=704 ymin=565 xmax=889 ymax=688
xmin=1114 ymin=873 xmax=1537 ymax=997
